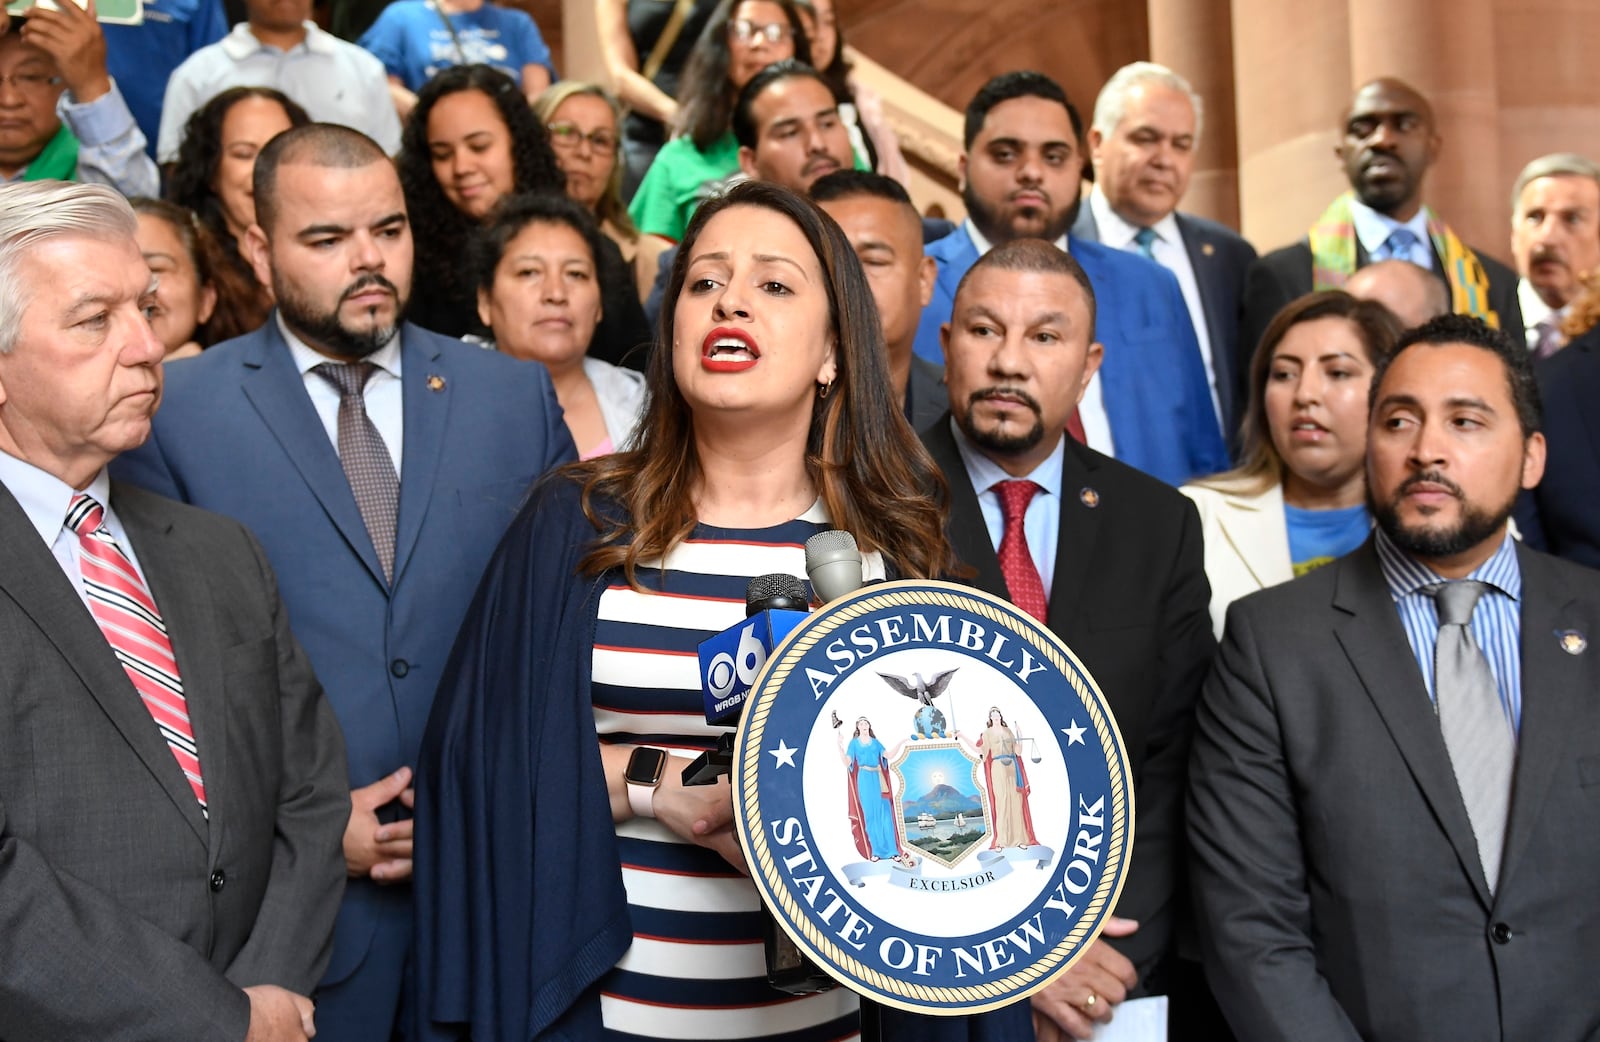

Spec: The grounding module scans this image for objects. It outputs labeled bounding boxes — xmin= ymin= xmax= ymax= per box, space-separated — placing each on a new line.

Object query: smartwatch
xmin=625 ymin=746 xmax=667 ymax=819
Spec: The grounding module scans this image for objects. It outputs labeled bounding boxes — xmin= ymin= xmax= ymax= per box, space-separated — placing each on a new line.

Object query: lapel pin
xmin=1079 ymin=487 xmax=1100 ymax=509
xmin=1557 ymin=629 xmax=1587 ymax=655
xmin=1202 ymin=243 xmax=1215 ymax=256
xmin=427 ymin=374 xmax=446 ymax=393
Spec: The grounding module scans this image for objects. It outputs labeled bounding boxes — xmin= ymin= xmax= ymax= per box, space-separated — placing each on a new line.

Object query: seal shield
xmin=733 ymin=580 xmax=1134 ymax=1014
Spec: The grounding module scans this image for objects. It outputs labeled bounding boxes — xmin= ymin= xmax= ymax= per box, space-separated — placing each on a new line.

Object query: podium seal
xmin=733 ymin=580 xmax=1134 ymax=1014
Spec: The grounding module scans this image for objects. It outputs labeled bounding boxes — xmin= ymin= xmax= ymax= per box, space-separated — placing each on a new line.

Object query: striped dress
xmin=591 ymin=501 xmax=861 ymax=1041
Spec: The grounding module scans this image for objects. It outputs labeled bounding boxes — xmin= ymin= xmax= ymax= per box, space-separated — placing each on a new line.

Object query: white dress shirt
xmin=1348 ymin=197 xmax=1434 ymax=270
xmin=280 ymin=313 xmax=405 ymax=473
xmin=1089 ymin=185 xmax=1222 ymax=426
xmin=960 ymin=220 xmax=1114 ymax=456
xmin=949 ymin=418 xmax=1065 ymax=601
xmin=0 ymin=452 xmax=148 ymax=610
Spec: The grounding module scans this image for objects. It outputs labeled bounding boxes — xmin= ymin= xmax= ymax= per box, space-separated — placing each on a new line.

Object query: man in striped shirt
xmin=1187 ymin=313 xmax=1600 ymax=1042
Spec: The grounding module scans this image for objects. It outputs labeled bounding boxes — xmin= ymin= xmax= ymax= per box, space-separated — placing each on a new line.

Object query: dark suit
xmin=1072 ymin=206 xmax=1257 ymax=449
xmin=922 ymin=419 xmax=1215 ymax=991
xmin=1515 ymin=325 xmax=1600 ymax=569
xmin=1188 ymin=539 xmax=1600 ymax=1042
xmin=914 ymin=229 xmax=1229 ymax=485
xmin=1239 ymin=237 xmax=1525 ymax=384
xmin=0 ymin=479 xmax=349 ymax=1040
xmin=904 ymin=355 xmax=946 ymax=434
xmin=113 ymin=320 xmax=575 ymax=1041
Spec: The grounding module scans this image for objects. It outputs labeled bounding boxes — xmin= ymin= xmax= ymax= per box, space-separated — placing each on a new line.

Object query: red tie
xmin=994 ymin=480 xmax=1048 ymax=621
xmin=1066 ymin=409 xmax=1086 ymax=444
xmin=66 ymin=494 xmax=207 ymax=815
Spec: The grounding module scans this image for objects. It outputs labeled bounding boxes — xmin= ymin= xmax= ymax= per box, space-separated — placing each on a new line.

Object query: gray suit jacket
xmin=1187 ymin=538 xmax=1600 ymax=1042
xmin=0 ymin=480 xmax=350 ymax=1041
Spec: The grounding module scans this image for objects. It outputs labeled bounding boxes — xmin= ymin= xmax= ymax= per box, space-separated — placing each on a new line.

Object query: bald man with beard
xmin=1239 ymin=78 xmax=1522 ymax=368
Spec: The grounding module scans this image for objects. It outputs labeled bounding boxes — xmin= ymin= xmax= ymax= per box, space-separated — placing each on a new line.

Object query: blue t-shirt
xmin=102 ymin=0 xmax=228 ymax=157
xmin=1285 ymin=502 xmax=1371 ymax=577
xmin=357 ymin=1 xmax=554 ymax=91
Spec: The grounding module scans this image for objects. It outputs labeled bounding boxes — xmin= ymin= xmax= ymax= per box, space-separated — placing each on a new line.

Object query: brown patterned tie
xmin=315 ymin=362 xmax=399 ymax=583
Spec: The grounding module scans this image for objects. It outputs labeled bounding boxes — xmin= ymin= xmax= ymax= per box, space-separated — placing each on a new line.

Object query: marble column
xmin=1147 ymin=0 xmax=1241 ymax=229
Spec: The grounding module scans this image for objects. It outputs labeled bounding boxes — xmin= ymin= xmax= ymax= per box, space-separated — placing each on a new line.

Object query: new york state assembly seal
xmin=733 ymin=580 xmax=1135 ymax=1014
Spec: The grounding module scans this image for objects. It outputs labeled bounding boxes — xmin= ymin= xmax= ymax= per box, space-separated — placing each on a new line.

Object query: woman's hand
xmin=652 ymin=767 xmax=748 ymax=875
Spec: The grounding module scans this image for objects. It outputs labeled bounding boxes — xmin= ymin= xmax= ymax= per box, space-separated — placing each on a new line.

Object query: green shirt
xmin=628 ymin=131 xmax=743 ymax=242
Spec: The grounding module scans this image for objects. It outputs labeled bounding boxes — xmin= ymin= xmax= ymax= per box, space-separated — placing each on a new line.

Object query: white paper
xmin=1091 ymin=995 xmax=1168 ymax=1041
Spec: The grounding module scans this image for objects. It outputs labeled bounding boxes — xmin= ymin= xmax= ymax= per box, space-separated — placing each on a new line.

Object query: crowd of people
xmin=0 ymin=2 xmax=1597 ymax=1042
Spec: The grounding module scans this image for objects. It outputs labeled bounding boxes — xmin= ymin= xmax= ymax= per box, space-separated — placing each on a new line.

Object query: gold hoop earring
xmin=818 ymin=380 xmax=834 ymax=399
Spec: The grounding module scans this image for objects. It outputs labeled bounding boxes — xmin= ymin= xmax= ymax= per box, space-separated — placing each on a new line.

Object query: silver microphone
xmin=805 ymin=530 xmax=864 ymax=605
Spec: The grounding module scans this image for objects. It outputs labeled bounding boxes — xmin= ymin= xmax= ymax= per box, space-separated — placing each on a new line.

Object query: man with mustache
xmin=1240 ymin=79 xmax=1524 ymax=368
xmin=913 ymin=70 xmax=1227 ymax=486
xmin=1190 ymin=313 xmax=1600 ymax=1042
xmin=922 ymin=238 xmax=1215 ymax=1042
xmin=1072 ymin=62 xmax=1258 ymax=453
xmin=1507 ymin=152 xmax=1600 ymax=358
xmin=113 ymin=124 xmax=575 ymax=1042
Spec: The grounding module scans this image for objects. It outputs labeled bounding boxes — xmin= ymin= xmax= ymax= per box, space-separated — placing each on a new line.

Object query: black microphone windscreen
xmin=746 ymin=573 xmax=809 ymax=615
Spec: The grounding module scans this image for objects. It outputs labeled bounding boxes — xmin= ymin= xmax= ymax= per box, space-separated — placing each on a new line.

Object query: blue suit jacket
xmin=913 ymin=228 xmax=1229 ymax=486
xmin=112 ymin=320 xmax=576 ymax=988
xmin=1072 ymin=206 xmax=1257 ymax=450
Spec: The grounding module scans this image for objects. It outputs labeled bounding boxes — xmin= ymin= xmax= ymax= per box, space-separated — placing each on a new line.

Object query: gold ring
xmin=1085 ymin=993 xmax=1097 ymax=1009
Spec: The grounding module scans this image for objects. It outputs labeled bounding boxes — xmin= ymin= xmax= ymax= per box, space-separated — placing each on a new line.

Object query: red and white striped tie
xmin=66 ymin=494 xmax=207 ymax=816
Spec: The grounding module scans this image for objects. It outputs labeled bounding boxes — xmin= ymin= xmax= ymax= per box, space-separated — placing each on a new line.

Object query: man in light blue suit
xmin=114 ymin=125 xmax=575 ymax=1042
xmin=913 ymin=71 xmax=1227 ymax=486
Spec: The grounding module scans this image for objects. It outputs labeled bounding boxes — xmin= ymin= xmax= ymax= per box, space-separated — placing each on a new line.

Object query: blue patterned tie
xmin=1379 ymin=227 xmax=1420 ymax=263
xmin=1133 ymin=226 xmax=1158 ymax=260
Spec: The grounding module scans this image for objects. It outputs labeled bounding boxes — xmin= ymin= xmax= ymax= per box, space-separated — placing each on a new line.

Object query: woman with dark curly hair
xmin=165 ymin=87 xmax=310 ymax=338
xmin=400 ymin=64 xmax=652 ymax=364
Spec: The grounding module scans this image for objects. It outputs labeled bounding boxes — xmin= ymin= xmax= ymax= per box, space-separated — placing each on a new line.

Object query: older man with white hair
xmin=1509 ymin=152 xmax=1600 ymax=357
xmin=1073 ymin=61 xmax=1257 ymax=450
xmin=0 ymin=180 xmax=349 ymax=1041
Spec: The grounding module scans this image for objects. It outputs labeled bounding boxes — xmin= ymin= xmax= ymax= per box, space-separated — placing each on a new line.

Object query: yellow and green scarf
xmin=1308 ymin=191 xmax=1500 ymax=328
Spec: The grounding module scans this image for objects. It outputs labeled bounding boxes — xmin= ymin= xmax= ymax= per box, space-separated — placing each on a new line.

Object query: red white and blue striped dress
xmin=590 ymin=501 xmax=861 ymax=1041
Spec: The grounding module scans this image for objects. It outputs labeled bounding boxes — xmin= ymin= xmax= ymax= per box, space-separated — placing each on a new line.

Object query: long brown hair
xmin=568 ymin=180 xmax=954 ymax=585
xmin=1197 ymin=290 xmax=1402 ymax=495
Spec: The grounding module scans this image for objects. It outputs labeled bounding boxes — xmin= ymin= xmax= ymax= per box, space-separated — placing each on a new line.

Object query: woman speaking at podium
xmin=414 ymin=182 xmax=1029 ymax=1041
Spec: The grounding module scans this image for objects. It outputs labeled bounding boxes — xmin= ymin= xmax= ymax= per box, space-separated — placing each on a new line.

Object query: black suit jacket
xmin=1238 ymin=237 xmax=1525 ymax=381
xmin=1515 ymin=325 xmax=1600 ymax=568
xmin=0 ymin=479 xmax=350 ymax=1040
xmin=904 ymin=355 xmax=947 ymax=435
xmin=922 ymin=419 xmax=1215 ymax=991
xmin=1072 ymin=206 xmax=1257 ymax=448
xmin=1188 ymin=539 xmax=1600 ymax=1042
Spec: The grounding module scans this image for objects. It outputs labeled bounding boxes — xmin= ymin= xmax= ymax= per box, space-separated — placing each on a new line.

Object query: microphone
xmin=805 ymin=530 xmax=864 ymax=605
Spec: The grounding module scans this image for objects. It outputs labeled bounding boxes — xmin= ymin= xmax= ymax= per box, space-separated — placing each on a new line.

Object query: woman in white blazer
xmin=472 ymin=192 xmax=647 ymax=458
xmin=1183 ymin=292 xmax=1402 ymax=637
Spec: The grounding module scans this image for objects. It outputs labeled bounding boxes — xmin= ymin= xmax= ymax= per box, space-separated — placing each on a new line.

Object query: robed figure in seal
xmin=838 ymin=717 xmax=910 ymax=862
xmin=963 ymin=709 xmax=1038 ymax=849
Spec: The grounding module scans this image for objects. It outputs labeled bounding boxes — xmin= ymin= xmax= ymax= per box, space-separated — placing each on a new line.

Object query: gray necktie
xmin=1532 ymin=316 xmax=1565 ymax=360
xmin=1426 ymin=580 xmax=1516 ymax=891
xmin=316 ymin=362 xmax=399 ymax=583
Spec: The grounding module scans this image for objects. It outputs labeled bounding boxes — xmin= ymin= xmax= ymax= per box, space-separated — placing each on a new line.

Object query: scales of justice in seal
xmin=688 ymin=531 xmax=1137 ymax=1020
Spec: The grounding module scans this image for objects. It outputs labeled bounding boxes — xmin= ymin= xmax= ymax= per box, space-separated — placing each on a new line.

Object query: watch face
xmin=627 ymin=746 xmax=667 ymax=786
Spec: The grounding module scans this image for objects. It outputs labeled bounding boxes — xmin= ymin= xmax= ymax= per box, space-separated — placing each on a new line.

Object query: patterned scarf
xmin=1308 ymin=191 xmax=1500 ymax=328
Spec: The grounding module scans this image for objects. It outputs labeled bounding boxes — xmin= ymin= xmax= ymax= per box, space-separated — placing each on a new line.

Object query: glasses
xmin=0 ymin=70 xmax=63 ymax=94
xmin=546 ymin=121 xmax=619 ymax=156
xmin=728 ymin=18 xmax=791 ymax=46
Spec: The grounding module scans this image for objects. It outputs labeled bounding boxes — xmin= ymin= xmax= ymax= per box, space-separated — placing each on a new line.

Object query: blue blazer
xmin=1072 ymin=206 xmax=1257 ymax=449
xmin=112 ymin=320 xmax=576 ymax=988
xmin=913 ymin=228 xmax=1228 ymax=486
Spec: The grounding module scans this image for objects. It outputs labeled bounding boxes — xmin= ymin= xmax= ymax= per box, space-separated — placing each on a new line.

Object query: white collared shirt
xmin=1089 ymin=185 xmax=1222 ymax=426
xmin=1348 ymin=197 xmax=1433 ymax=269
xmin=0 ymin=452 xmax=148 ymax=610
xmin=949 ymin=418 xmax=1064 ymax=601
xmin=958 ymin=219 xmax=1114 ymax=456
xmin=156 ymin=20 xmax=402 ymax=160
xmin=279 ymin=313 xmax=405 ymax=473
xmin=1518 ymin=278 xmax=1567 ymax=352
